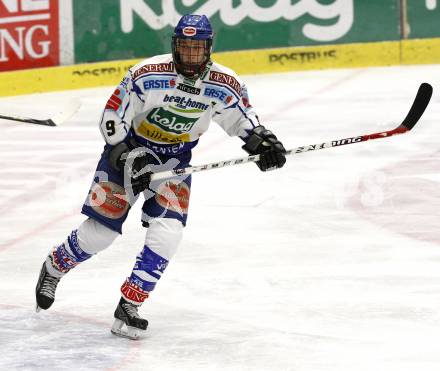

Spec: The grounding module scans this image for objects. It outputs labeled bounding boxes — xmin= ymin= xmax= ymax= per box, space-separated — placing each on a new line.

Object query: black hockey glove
xmin=108 ymin=143 xmax=153 ymax=196
xmin=242 ymin=126 xmax=287 ymax=171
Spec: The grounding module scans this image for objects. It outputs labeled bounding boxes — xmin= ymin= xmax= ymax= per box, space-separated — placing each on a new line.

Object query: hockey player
xmin=35 ymin=14 xmax=286 ymax=340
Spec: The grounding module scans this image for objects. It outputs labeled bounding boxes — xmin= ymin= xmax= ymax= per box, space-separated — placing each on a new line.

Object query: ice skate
xmin=35 ymin=262 xmax=61 ymax=312
xmin=111 ymin=297 xmax=148 ymax=340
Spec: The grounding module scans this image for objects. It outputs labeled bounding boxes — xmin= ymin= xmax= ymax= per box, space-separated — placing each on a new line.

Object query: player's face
xmin=176 ymin=38 xmax=206 ymax=65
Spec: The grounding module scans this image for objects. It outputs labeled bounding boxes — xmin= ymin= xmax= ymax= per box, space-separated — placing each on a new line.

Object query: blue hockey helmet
xmin=172 ymin=14 xmax=214 ymax=78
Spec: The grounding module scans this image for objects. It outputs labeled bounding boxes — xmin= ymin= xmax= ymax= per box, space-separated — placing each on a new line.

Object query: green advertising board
xmin=2 ymin=0 xmax=440 ymax=97
xmin=73 ymin=0 xmax=401 ymax=64
xmin=406 ymin=0 xmax=440 ymax=39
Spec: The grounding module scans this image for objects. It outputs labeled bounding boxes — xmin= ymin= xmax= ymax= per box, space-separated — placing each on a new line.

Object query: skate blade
xmin=35 ymin=303 xmax=41 ymax=313
xmin=111 ymin=319 xmax=145 ymax=340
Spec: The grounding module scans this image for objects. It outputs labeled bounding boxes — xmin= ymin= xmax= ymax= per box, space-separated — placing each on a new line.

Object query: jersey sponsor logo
xmin=199 ymin=61 xmax=212 ymax=80
xmin=209 ymin=71 xmax=241 ymax=95
xmin=136 ymin=122 xmax=191 ymax=144
xmin=143 ymin=77 xmax=176 ymax=90
xmin=142 ymin=141 xmax=187 ymax=155
xmin=183 ymin=77 xmax=196 ymax=86
xmin=120 ymin=76 xmax=130 ymax=89
xmin=156 ymin=181 xmax=190 ymax=215
xmin=133 ymin=62 xmax=174 ymax=79
xmin=105 ymin=88 xmax=126 ymax=112
xmin=182 ymin=26 xmax=196 ymax=37
xmin=177 ymin=83 xmax=201 ymax=95
xmin=88 ymin=182 xmax=129 ymax=219
xmin=241 ymin=85 xmax=252 ymax=108
xmin=242 ymin=96 xmax=251 ymax=108
xmin=135 ymin=107 xmax=197 ymax=144
xmin=204 ymin=86 xmax=234 ymax=104
xmin=163 ymin=94 xmax=208 ymax=111
xmin=147 ymin=107 xmax=196 ymax=134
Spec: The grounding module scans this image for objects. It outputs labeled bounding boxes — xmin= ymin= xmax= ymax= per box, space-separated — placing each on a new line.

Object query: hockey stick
xmin=0 ymin=98 xmax=81 ymax=126
xmin=149 ymin=82 xmax=433 ymax=182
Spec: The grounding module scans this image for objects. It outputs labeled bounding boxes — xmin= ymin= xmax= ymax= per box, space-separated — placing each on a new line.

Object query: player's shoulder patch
xmin=131 ymin=54 xmax=176 ymax=80
xmin=210 ymin=61 xmax=239 ymax=79
xmin=208 ymin=62 xmax=242 ymax=96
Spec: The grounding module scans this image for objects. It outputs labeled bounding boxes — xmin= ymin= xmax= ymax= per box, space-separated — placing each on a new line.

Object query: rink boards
xmin=0 ymin=37 xmax=439 ymax=97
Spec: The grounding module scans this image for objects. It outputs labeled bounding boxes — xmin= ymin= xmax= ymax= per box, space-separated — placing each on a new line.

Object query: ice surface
xmin=1 ymin=65 xmax=440 ymax=371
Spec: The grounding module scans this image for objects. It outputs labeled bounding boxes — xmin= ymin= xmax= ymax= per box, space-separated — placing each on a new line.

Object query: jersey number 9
xmin=106 ymin=120 xmax=116 ymax=136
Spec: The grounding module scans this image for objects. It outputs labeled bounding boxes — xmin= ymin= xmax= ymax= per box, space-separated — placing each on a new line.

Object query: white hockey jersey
xmin=99 ymin=54 xmax=259 ymax=156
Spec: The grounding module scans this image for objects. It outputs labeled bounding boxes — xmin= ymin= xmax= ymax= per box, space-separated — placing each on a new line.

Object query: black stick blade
xmin=401 ymin=82 xmax=433 ymax=130
xmin=0 ymin=115 xmax=56 ymax=126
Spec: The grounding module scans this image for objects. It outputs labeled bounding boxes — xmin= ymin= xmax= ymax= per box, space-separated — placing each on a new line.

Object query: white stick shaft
xmin=150 ymin=152 xmax=262 ymax=181
xmin=149 ymin=126 xmax=408 ymax=182
xmin=148 ymin=82 xmax=432 ymax=182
